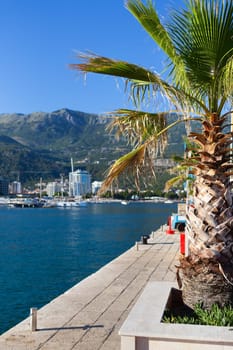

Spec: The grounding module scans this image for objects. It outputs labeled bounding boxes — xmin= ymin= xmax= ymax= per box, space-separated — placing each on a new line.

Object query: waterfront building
xmin=92 ymin=181 xmax=103 ymax=194
xmin=69 ymin=169 xmax=91 ymax=197
xmin=46 ymin=182 xmax=62 ymax=197
xmin=11 ymin=181 xmax=22 ymax=194
xmin=0 ymin=178 xmax=9 ymax=196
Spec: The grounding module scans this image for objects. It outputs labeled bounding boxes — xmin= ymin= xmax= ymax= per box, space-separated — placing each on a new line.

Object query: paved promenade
xmin=0 ymin=226 xmax=180 ymax=350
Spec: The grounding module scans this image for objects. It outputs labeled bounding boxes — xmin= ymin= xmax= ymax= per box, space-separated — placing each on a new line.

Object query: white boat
xmin=0 ymin=198 xmax=10 ymax=206
xmin=56 ymin=201 xmax=72 ymax=207
xmin=56 ymin=200 xmax=87 ymax=208
xmin=121 ymin=200 xmax=129 ymax=205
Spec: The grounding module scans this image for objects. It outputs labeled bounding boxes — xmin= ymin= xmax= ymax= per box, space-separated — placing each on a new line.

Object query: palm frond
xmin=70 ymin=53 xmax=159 ymax=82
xmin=164 ymin=175 xmax=186 ymax=192
xmin=126 ymin=0 xmax=188 ymax=88
xmin=70 ymin=53 xmax=187 ymax=110
xmin=126 ymin=0 xmax=176 ymax=60
xmin=221 ymin=56 xmax=233 ymax=102
xmin=107 ymin=109 xmax=168 ymax=148
xmin=99 ymin=113 xmax=200 ymax=193
xmin=99 ymin=145 xmax=146 ymax=194
xmin=168 ymin=0 xmax=233 ymax=112
xmin=71 ymin=52 xmax=211 ymax=114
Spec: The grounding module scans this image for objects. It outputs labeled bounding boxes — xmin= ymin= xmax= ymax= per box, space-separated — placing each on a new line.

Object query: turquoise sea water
xmin=0 ymin=201 xmax=177 ymax=335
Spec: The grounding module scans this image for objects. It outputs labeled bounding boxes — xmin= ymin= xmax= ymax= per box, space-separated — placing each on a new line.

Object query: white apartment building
xmin=11 ymin=181 xmax=22 ymax=194
xmin=46 ymin=182 xmax=61 ymax=197
xmin=69 ymin=169 xmax=91 ymax=197
xmin=92 ymin=181 xmax=103 ymax=194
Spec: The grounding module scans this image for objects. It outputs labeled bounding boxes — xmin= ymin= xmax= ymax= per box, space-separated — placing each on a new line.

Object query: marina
xmin=0 ymin=196 xmax=176 ymax=208
xmin=0 ymin=197 xmax=88 ymax=208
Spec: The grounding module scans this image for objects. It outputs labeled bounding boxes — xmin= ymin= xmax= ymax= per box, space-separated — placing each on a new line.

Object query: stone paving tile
xmin=41 ymin=250 xmax=162 ymax=348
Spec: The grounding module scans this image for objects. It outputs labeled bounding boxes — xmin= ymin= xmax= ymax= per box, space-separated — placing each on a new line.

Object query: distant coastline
xmin=0 ymin=195 xmax=183 ymax=208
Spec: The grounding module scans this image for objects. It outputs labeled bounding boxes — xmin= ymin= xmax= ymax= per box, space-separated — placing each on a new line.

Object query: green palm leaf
xmin=126 ymin=0 xmax=188 ymax=87
xmin=167 ymin=0 xmax=233 ymax=111
xmin=70 ymin=54 xmax=189 ymax=110
xmin=221 ymin=56 xmax=233 ymax=102
xmin=99 ymin=145 xmax=146 ymax=193
xmin=164 ymin=174 xmax=187 ymax=193
xmin=107 ymin=109 xmax=168 ymax=148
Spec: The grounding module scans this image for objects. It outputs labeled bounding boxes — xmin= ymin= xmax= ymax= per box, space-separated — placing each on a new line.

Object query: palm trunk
xmin=179 ymin=116 xmax=233 ymax=309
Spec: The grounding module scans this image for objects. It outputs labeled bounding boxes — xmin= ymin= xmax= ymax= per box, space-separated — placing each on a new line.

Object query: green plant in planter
xmin=163 ymin=303 xmax=233 ymax=326
xmin=70 ymin=0 xmax=233 ymax=310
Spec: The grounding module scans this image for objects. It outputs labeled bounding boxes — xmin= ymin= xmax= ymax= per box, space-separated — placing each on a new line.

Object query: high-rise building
xmin=11 ymin=181 xmax=22 ymax=194
xmin=0 ymin=178 xmax=9 ymax=196
xmin=69 ymin=169 xmax=91 ymax=197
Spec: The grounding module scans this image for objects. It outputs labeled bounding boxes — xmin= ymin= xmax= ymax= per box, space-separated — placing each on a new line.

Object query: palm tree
xmin=70 ymin=0 xmax=233 ymax=309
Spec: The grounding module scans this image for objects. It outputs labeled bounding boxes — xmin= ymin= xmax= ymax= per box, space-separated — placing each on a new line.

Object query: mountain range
xmin=0 ymin=108 xmax=187 ymax=184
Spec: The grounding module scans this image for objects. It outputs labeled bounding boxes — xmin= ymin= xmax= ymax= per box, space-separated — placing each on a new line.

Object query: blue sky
xmin=0 ymin=0 xmax=184 ymax=115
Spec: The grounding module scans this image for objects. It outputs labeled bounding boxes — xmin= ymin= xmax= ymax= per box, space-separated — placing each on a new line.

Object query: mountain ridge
xmin=0 ymin=108 xmax=128 ymax=183
xmin=0 ymin=108 xmax=186 ymax=184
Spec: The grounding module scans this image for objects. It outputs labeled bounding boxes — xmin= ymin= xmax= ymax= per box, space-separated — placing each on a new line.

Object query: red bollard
xmin=166 ymin=216 xmax=175 ymax=234
xmin=180 ymin=232 xmax=185 ymax=254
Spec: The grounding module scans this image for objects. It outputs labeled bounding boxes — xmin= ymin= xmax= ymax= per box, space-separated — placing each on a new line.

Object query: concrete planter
xmin=119 ymin=281 xmax=233 ymax=350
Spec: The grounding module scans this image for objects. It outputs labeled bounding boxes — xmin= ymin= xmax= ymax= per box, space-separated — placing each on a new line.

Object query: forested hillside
xmin=0 ymin=108 xmax=189 ymax=184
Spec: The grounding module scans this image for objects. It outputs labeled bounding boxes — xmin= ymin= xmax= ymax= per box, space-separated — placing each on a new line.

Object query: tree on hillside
xmin=70 ymin=0 xmax=233 ymax=309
